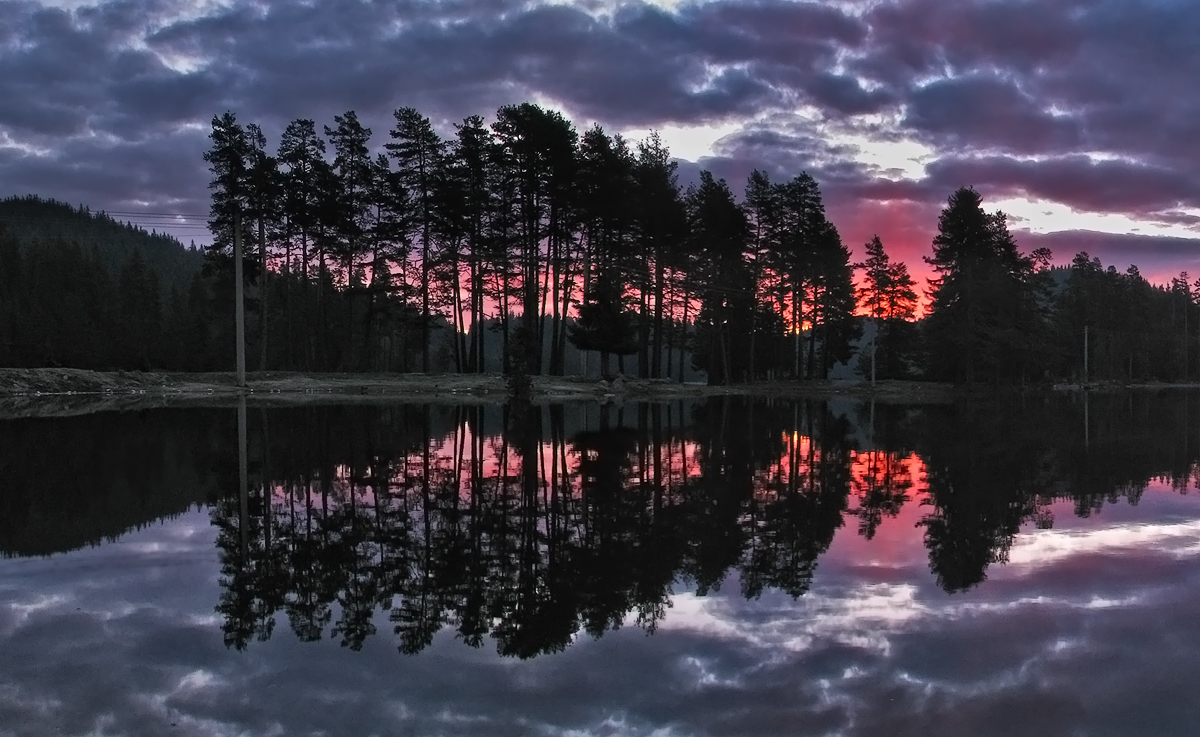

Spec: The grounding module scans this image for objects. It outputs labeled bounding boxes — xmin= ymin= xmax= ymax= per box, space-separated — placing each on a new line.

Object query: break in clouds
xmin=4 ymin=0 xmax=1200 ymax=274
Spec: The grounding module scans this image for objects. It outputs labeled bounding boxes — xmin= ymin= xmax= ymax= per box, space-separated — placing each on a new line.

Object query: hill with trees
xmin=0 ymin=195 xmax=203 ymax=295
xmin=0 ymin=196 xmax=214 ymax=370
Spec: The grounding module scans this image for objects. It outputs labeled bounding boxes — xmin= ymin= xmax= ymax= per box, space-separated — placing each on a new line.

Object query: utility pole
xmin=234 ymin=211 xmax=247 ymax=388
xmin=1083 ymin=325 xmax=1089 ymax=384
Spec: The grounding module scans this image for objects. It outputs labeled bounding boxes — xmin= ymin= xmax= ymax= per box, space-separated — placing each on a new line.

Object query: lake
xmin=2 ymin=392 xmax=1199 ymax=736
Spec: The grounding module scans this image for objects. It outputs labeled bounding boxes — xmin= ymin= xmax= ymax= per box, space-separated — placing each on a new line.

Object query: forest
xmin=3 ymin=102 xmax=1200 ymax=384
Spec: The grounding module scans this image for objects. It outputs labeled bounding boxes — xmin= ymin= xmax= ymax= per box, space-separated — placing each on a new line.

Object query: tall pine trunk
xmin=677 ymin=292 xmax=689 ymax=383
xmin=652 ymin=259 xmax=665 ymax=378
xmin=454 ymin=257 xmax=467 ymax=373
xmin=258 ymin=210 xmax=268 ymax=371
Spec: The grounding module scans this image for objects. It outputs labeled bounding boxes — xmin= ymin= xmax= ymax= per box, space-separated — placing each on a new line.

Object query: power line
xmin=0 ymin=206 xmax=208 ymax=219
xmin=101 ymin=210 xmax=208 ymax=220
xmin=0 ymin=213 xmax=207 ymax=222
xmin=0 ymin=215 xmax=212 ymax=229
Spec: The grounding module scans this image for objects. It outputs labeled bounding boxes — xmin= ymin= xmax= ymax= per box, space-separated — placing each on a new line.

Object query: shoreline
xmin=0 ymin=368 xmax=961 ymax=418
xmin=5 ymin=369 xmax=1197 ymax=420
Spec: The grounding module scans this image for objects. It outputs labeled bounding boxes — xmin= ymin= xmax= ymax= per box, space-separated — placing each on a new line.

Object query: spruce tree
xmin=569 ymin=270 xmax=637 ymax=377
xmin=925 ymin=187 xmax=1042 ymax=384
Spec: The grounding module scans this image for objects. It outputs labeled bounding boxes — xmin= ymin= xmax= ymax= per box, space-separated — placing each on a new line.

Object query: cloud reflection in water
xmin=3 ymin=396 xmax=1200 ymax=735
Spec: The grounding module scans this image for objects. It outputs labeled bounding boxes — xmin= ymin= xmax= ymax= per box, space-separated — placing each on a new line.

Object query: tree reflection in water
xmin=191 ymin=393 xmax=1200 ymax=656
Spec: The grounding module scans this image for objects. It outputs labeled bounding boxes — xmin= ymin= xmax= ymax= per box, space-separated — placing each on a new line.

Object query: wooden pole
xmin=1083 ymin=325 xmax=1089 ymax=384
xmin=234 ymin=211 xmax=246 ymax=388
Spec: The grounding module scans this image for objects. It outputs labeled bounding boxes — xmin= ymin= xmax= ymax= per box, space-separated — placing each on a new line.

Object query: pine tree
xmin=325 ymin=110 xmax=375 ymax=368
xmin=203 ymin=112 xmax=252 ymax=259
xmin=449 ymin=116 xmax=493 ymax=373
xmin=855 ymin=236 xmax=918 ymax=381
xmin=633 ymin=132 xmax=687 ymax=379
xmin=809 ymin=222 xmax=861 ymax=378
xmin=491 ymin=104 xmax=578 ymax=376
xmin=277 ymin=118 xmax=330 ymax=369
xmin=387 ymin=107 xmax=445 ymax=372
xmin=742 ymin=169 xmax=780 ymax=382
xmin=246 ymin=123 xmax=283 ymax=370
xmin=924 ymin=187 xmax=1043 ymax=384
xmin=687 ymin=171 xmax=751 ymax=385
xmin=577 ymin=125 xmax=637 ymax=375
xmin=773 ymin=173 xmax=825 ymax=378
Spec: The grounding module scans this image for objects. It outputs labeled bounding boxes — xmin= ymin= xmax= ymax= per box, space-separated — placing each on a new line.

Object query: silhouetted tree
xmin=856 ymin=235 xmax=919 ymax=380
xmin=569 ymin=269 xmax=637 ymax=377
xmin=688 ymin=171 xmax=751 ymax=385
xmin=387 ymin=108 xmax=444 ymax=371
xmin=924 ymin=187 xmax=1047 ymax=385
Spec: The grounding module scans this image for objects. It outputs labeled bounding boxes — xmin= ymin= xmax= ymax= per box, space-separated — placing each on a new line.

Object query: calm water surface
xmin=3 ymin=394 xmax=1200 ymax=736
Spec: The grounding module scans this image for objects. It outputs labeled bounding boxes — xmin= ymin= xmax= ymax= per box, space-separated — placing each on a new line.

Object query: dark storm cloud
xmin=0 ymin=127 xmax=211 ymax=212
xmin=858 ymin=0 xmax=1083 ymax=85
xmin=807 ymin=73 xmax=896 ymax=116
xmin=0 ymin=0 xmax=215 ymax=141
xmin=0 ymin=0 xmax=878 ymax=214
xmin=3 ymin=0 xmax=1200 ymax=256
xmin=904 ymin=75 xmax=1084 ymax=155
xmin=705 ymin=118 xmax=866 ymax=183
xmin=828 ymin=0 xmax=1200 ymax=229
xmin=141 ymin=0 xmax=869 ymax=129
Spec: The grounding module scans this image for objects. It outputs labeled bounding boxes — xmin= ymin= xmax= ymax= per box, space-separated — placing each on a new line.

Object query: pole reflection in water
xmin=238 ymin=394 xmax=248 ymax=564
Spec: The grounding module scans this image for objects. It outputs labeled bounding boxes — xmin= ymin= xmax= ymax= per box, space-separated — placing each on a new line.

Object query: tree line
xmin=9 ymin=102 xmax=1200 ymax=383
xmin=0 ymin=214 xmax=209 ymax=371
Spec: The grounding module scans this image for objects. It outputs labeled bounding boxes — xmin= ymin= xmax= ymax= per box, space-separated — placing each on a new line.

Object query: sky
xmin=5 ymin=0 xmax=1200 ymax=287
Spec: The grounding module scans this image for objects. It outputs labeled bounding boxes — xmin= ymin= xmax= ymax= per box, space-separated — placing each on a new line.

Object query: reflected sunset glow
xmin=6 ymin=395 xmax=1200 ymax=735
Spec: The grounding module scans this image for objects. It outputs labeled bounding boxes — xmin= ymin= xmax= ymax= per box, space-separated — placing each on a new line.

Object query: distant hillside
xmin=0 ymin=195 xmax=204 ymax=295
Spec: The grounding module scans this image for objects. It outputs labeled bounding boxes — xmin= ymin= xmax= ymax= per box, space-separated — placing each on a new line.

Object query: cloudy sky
xmin=5 ymin=0 xmax=1200 ymax=285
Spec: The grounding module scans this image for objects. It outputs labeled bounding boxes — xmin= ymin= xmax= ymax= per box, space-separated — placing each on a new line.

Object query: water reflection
xmin=168 ymin=392 xmax=1195 ymax=657
xmin=0 ymin=409 xmax=227 ymax=556
xmin=7 ymin=393 xmax=1200 ymax=734
xmin=3 ymin=396 xmax=1197 ymax=648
